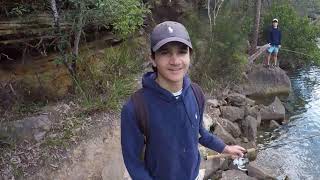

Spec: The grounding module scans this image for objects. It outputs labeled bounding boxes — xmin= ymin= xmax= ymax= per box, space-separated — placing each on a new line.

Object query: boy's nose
xmin=169 ymin=53 xmax=180 ymax=64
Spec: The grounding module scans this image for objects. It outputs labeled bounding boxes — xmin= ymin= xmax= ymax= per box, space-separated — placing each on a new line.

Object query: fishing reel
xmin=232 ymin=153 xmax=250 ymax=171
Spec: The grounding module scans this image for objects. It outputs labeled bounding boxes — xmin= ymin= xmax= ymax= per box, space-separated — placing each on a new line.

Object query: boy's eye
xmin=159 ymin=50 xmax=169 ymax=54
xmin=179 ymin=49 xmax=188 ymax=54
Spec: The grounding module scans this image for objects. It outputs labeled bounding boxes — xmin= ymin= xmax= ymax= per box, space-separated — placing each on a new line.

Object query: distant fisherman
xmin=266 ymin=18 xmax=282 ymax=67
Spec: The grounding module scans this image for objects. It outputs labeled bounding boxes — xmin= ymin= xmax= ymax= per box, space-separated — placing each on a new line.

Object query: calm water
xmin=256 ymin=66 xmax=320 ymax=180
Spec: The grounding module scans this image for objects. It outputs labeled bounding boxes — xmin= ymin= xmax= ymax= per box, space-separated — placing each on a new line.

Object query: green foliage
xmin=76 ymin=39 xmax=144 ymax=112
xmin=8 ymin=3 xmax=33 ymax=17
xmin=262 ymin=4 xmax=320 ymax=65
xmin=96 ymin=0 xmax=150 ymax=37
xmin=66 ymin=0 xmax=150 ymax=37
xmin=186 ymin=5 xmax=249 ymax=90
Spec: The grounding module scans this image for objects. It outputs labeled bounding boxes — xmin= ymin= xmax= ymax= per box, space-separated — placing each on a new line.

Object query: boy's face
xmin=151 ymin=42 xmax=190 ymax=85
xmin=272 ymin=21 xmax=278 ymax=27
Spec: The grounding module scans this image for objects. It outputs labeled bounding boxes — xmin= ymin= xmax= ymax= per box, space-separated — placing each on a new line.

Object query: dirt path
xmin=29 ymin=113 xmax=128 ymax=180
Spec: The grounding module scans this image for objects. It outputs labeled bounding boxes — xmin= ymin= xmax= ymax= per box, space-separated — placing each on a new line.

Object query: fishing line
xmin=281 ymin=48 xmax=316 ymax=58
xmin=257 ymin=133 xmax=320 ymax=151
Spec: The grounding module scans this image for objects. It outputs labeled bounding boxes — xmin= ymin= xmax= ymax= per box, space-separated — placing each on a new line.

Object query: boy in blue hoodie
xmin=266 ymin=18 xmax=282 ymax=67
xmin=121 ymin=21 xmax=245 ymax=180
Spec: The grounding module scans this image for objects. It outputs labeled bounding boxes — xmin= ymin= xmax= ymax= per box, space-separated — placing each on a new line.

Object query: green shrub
xmin=185 ymin=8 xmax=249 ymax=90
xmin=76 ymin=38 xmax=145 ymax=112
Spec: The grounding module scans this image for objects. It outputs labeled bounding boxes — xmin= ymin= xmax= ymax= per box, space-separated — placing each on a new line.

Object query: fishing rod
xmin=281 ymin=48 xmax=316 ymax=58
xmin=204 ymin=133 xmax=320 ymax=160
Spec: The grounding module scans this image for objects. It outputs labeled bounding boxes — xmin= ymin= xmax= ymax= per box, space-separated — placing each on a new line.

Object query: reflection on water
xmin=256 ymin=66 xmax=320 ymax=180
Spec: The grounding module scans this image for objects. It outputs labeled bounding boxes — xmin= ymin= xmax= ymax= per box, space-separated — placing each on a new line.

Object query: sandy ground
xmin=29 ymin=112 xmax=128 ymax=180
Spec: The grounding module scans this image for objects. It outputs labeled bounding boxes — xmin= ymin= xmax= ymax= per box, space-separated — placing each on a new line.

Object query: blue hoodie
xmin=267 ymin=26 xmax=281 ymax=46
xmin=121 ymin=72 xmax=226 ymax=180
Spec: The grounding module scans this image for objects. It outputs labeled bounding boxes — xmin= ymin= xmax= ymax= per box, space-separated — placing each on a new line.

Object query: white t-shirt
xmin=172 ymin=89 xmax=182 ymax=99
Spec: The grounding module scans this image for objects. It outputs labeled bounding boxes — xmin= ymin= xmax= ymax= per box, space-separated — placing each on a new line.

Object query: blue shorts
xmin=267 ymin=45 xmax=280 ymax=54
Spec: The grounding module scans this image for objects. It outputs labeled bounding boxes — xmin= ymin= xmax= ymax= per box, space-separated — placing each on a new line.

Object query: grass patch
xmin=75 ymin=38 xmax=145 ymax=113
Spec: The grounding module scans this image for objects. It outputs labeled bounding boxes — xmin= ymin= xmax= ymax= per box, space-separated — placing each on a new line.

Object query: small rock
xmin=221 ymin=170 xmax=256 ymax=180
xmin=220 ymin=106 xmax=245 ymax=122
xmin=203 ymin=114 xmax=215 ymax=131
xmin=246 ymin=98 xmax=256 ymax=106
xmin=0 ymin=114 xmax=51 ymax=143
xmin=198 ymin=145 xmax=208 ymax=158
xmin=269 ymin=120 xmax=280 ymax=128
xmin=34 ymin=131 xmax=46 ymax=142
xmin=200 ymin=156 xmax=228 ymax=179
xmin=219 ymin=99 xmax=228 ymax=106
xmin=217 ymin=118 xmax=241 ymax=138
xmin=209 ymin=170 xmax=223 ymax=180
xmin=242 ymin=137 xmax=249 ymax=143
xmin=241 ymin=116 xmax=258 ymax=141
xmin=214 ymin=122 xmax=237 ymax=145
xmin=208 ymin=107 xmax=221 ymax=118
xmin=227 ymin=93 xmax=247 ymax=107
xmin=207 ymin=99 xmax=219 ymax=108
xmin=247 ymin=161 xmax=277 ymax=180
xmin=260 ymin=96 xmax=285 ymax=121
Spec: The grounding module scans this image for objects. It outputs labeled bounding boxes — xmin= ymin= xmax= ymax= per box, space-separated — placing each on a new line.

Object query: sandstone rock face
xmin=242 ymin=64 xmax=291 ymax=96
xmin=220 ymin=106 xmax=244 ymax=122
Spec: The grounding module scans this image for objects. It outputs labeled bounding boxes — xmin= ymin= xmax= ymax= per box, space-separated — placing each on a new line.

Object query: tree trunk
xmin=50 ymin=0 xmax=76 ymax=77
xmin=250 ymin=0 xmax=262 ymax=56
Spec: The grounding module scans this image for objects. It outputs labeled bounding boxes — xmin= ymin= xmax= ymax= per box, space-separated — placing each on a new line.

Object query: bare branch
xmin=0 ymin=53 xmax=14 ymax=61
xmin=50 ymin=0 xmax=59 ymax=27
xmin=208 ymin=0 xmax=212 ymax=32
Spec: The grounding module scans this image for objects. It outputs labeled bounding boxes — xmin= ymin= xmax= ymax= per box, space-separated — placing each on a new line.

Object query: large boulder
xmin=241 ymin=116 xmax=258 ymax=141
xmin=260 ymin=96 xmax=285 ymax=121
xmin=220 ymin=106 xmax=245 ymax=122
xmin=221 ymin=170 xmax=257 ymax=180
xmin=217 ymin=118 xmax=241 ymax=138
xmin=247 ymin=161 xmax=277 ymax=180
xmin=242 ymin=64 xmax=291 ymax=96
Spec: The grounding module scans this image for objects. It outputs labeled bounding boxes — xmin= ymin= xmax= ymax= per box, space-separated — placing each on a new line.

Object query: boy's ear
xmin=149 ymin=54 xmax=156 ymax=67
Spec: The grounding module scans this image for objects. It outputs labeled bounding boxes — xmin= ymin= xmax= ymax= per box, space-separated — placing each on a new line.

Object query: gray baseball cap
xmin=150 ymin=21 xmax=192 ymax=52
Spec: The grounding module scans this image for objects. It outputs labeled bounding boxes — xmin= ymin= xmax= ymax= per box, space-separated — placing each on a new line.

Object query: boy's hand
xmin=222 ymin=145 xmax=246 ymax=158
xmin=278 ymin=45 xmax=281 ymax=48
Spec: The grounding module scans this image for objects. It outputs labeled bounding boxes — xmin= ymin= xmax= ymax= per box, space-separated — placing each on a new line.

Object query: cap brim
xmin=152 ymin=37 xmax=192 ymax=52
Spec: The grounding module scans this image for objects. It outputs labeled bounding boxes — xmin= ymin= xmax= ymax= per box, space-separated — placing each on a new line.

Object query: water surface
xmin=256 ymin=66 xmax=320 ymax=180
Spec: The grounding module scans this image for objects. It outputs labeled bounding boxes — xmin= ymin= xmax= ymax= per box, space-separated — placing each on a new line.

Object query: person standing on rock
xmin=266 ymin=18 xmax=282 ymax=67
xmin=121 ymin=21 xmax=245 ymax=180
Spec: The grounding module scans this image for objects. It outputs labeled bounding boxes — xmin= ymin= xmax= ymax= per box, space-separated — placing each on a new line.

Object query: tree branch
xmin=0 ymin=53 xmax=14 ymax=61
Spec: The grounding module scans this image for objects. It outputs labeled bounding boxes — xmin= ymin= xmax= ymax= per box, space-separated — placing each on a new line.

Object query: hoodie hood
xmin=142 ymin=72 xmax=191 ymax=102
